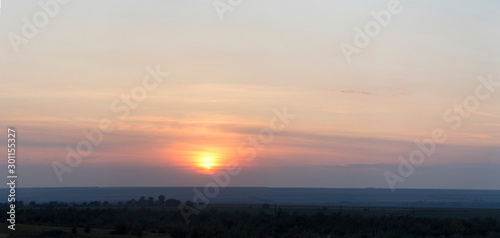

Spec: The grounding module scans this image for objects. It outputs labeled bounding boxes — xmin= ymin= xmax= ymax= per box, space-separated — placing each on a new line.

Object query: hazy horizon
xmin=8 ymin=186 xmax=500 ymax=191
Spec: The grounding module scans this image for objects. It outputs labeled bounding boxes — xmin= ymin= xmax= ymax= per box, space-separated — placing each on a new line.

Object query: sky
xmin=0 ymin=0 xmax=499 ymax=189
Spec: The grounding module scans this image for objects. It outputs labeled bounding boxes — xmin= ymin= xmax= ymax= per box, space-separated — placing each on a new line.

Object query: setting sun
xmin=201 ymin=157 xmax=214 ymax=170
xmin=196 ymin=155 xmax=221 ymax=174
xmin=183 ymin=148 xmax=229 ymax=174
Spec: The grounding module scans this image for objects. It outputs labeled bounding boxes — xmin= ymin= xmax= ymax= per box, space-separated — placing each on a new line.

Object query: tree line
xmin=1 ymin=195 xmax=182 ymax=209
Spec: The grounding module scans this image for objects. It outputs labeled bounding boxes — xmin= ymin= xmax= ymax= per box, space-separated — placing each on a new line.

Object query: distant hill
xmin=3 ymin=187 xmax=500 ymax=208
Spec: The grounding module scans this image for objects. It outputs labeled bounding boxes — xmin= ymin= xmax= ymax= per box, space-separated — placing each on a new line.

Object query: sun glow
xmin=201 ymin=157 xmax=214 ymax=170
xmin=197 ymin=155 xmax=221 ymax=174
xmin=175 ymin=147 xmax=229 ymax=174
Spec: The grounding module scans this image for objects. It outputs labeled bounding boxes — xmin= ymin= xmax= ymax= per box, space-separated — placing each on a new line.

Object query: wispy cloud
xmin=335 ymin=89 xmax=408 ymax=97
xmin=391 ymin=90 xmax=408 ymax=96
xmin=482 ymin=123 xmax=500 ymax=127
xmin=473 ymin=111 xmax=500 ymax=119
xmin=338 ymin=90 xmax=377 ymax=96
xmin=322 ymin=163 xmax=396 ymax=170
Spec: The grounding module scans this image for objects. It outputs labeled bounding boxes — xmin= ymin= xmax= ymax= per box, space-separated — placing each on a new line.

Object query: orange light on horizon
xmin=199 ymin=156 xmax=216 ymax=173
xmin=201 ymin=157 xmax=214 ymax=168
xmin=194 ymin=153 xmax=226 ymax=174
xmin=191 ymin=149 xmax=226 ymax=174
xmin=159 ymin=138 xmax=235 ymax=174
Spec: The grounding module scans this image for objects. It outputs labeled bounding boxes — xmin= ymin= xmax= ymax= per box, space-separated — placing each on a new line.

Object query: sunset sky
xmin=1 ymin=0 xmax=500 ymax=189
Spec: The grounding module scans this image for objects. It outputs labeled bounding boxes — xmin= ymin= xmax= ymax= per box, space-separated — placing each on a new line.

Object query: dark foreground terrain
xmin=1 ymin=197 xmax=500 ymax=238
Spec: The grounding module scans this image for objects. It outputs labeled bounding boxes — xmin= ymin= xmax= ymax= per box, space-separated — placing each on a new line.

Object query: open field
xmin=0 ymin=204 xmax=500 ymax=238
xmin=2 ymin=204 xmax=499 ymax=237
xmin=208 ymin=203 xmax=500 ymax=219
xmin=0 ymin=224 xmax=172 ymax=238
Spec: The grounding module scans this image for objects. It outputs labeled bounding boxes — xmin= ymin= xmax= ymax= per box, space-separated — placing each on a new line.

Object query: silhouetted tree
xmin=138 ymin=196 xmax=146 ymax=206
xmin=126 ymin=199 xmax=136 ymax=207
xmin=158 ymin=195 xmax=166 ymax=208
xmin=147 ymin=197 xmax=155 ymax=206
xmin=165 ymin=198 xmax=181 ymax=207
